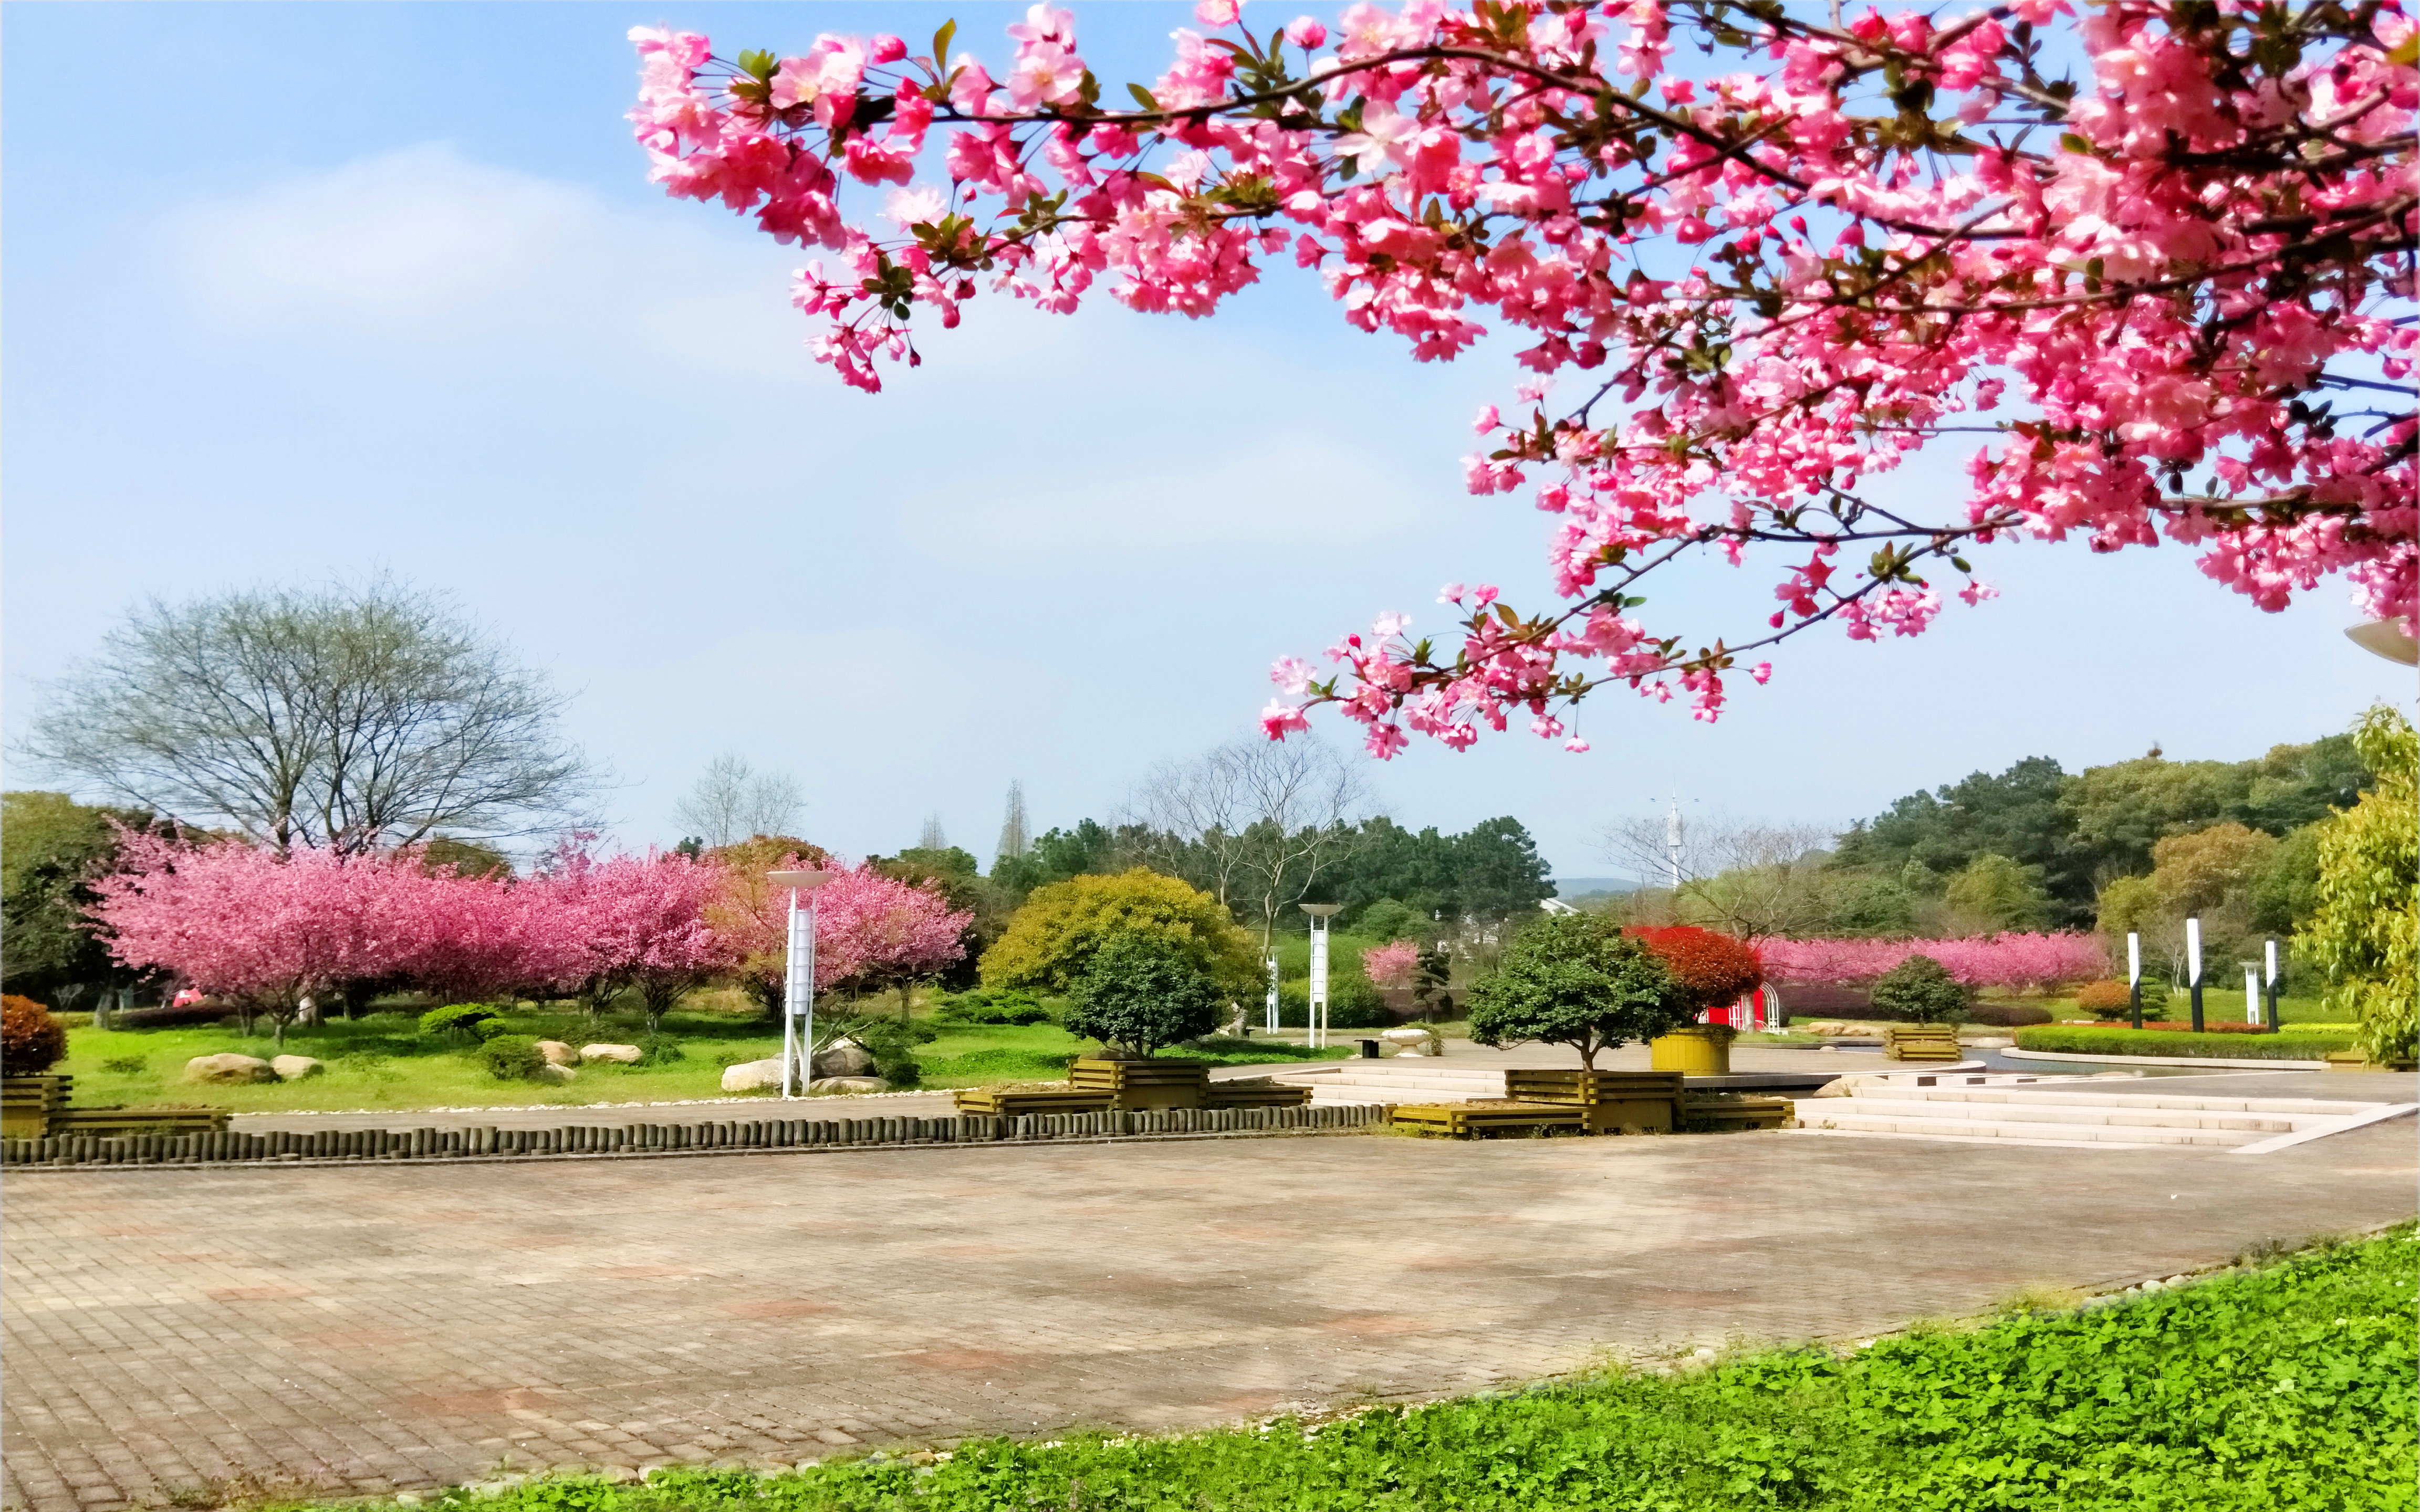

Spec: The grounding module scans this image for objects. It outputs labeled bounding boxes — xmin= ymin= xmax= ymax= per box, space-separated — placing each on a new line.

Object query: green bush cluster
xmin=933 ymin=988 xmax=1053 ymax=1026
xmin=419 ymin=1003 xmax=501 ymax=1041
xmin=371 ymin=1226 xmax=2413 ymax=1512
xmin=1868 ymin=954 xmax=1969 ymax=1023
xmin=1274 ymin=975 xmax=1392 ymax=1029
xmin=476 ymin=1034 xmax=546 ymax=1081
xmin=2015 ymin=1025 xmax=2358 ymax=1059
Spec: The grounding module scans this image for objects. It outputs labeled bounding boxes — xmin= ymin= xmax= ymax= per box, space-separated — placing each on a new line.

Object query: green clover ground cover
xmin=366 ymin=1225 xmax=2414 ymax=1512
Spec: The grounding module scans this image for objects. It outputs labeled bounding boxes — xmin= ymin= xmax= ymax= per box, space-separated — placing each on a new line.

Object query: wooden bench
xmin=1390 ymin=1101 xmax=1587 ymax=1138
xmin=50 ymin=1106 xmax=232 ymax=1137
xmin=1682 ymin=1093 xmax=1795 ymax=1132
xmin=2 ymin=1075 xmax=72 ymax=1139
xmin=1204 ymin=1079 xmax=1313 ymax=1109
xmin=1070 ymin=1057 xmax=1212 ymax=1110
xmin=1503 ymin=1069 xmax=1681 ymax=1132
xmin=1880 ymin=1024 xmax=1964 ymax=1063
xmin=951 ymin=1087 xmax=1117 ymax=1118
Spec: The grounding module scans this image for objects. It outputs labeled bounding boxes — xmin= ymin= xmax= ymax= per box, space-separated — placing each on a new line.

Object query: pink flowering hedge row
xmin=1759 ymin=933 xmax=2108 ymax=994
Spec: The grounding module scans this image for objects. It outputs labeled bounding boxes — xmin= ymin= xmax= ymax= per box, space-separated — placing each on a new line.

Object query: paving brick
xmin=5 ymin=1120 xmax=2413 ymax=1511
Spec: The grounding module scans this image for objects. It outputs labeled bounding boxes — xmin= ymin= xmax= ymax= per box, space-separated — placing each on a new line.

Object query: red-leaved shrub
xmin=1628 ymin=926 xmax=1763 ymax=1013
xmin=2 ymin=995 xmax=67 ymax=1075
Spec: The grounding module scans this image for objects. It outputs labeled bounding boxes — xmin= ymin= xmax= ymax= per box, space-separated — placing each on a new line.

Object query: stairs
xmin=1797 ymin=1080 xmax=2407 ymax=1152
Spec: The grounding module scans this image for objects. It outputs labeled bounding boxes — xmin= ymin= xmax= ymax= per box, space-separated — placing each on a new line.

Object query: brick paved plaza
xmin=5 ymin=1107 xmax=2414 ymax=1511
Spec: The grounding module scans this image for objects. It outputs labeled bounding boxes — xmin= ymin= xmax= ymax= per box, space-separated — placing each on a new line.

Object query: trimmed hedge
xmin=1791 ymin=1002 xmax=2052 ymax=1027
xmin=2016 ymin=1025 xmax=2357 ymax=1060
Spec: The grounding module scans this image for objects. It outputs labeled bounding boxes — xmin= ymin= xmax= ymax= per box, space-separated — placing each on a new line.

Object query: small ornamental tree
xmin=631 ymin=7 xmax=2415 ymax=754
xmin=2301 ymin=706 xmax=2417 ymax=1064
xmin=1412 ymin=941 xmax=1453 ymax=1020
xmin=1467 ymin=912 xmax=1691 ymax=1068
xmin=1869 ymin=954 xmax=1970 ymax=1024
xmin=703 ymin=840 xmax=839 ymax=1017
xmin=1627 ymin=925 xmax=1763 ymax=1014
xmin=981 ymin=869 xmax=1258 ymax=996
xmin=1061 ymin=931 xmax=1223 ymax=1058
xmin=531 ymin=843 xmax=728 ymax=1033
xmin=2 ymin=995 xmax=67 ymax=1075
xmin=1361 ymin=939 xmax=1419 ymax=991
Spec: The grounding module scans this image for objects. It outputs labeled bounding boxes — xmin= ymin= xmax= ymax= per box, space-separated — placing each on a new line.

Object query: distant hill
xmin=1550 ymin=876 xmax=1639 ymax=900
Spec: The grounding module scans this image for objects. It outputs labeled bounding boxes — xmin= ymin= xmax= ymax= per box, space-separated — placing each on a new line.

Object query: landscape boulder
xmin=808 ymin=1076 xmax=888 ymax=1095
xmin=810 ymin=1038 xmax=876 ymax=1079
xmin=269 ymin=1055 xmax=324 ymax=1081
xmin=535 ymin=1041 xmax=580 ymax=1067
xmin=183 ymin=1053 xmax=276 ymax=1085
xmin=535 ymin=1063 xmax=576 ymax=1084
xmin=721 ymin=1057 xmax=787 ymax=1093
xmin=579 ymin=1043 xmax=643 ymax=1064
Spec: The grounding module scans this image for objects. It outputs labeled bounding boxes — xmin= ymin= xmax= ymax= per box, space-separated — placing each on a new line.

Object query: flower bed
xmin=2015 ymin=1026 xmax=2358 ymax=1060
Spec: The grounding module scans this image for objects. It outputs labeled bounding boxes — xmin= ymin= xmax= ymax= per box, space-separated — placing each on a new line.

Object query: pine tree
xmin=995 ymin=780 xmax=1030 ymax=867
xmin=917 ymin=813 xmax=947 ymax=850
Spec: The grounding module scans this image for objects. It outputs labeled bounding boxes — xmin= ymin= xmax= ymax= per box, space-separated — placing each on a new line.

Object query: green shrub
xmin=1275 ymin=976 xmax=1393 ymax=1029
xmin=1468 ymin=913 xmax=1691 ymax=1067
xmin=472 ymin=1016 xmax=514 ymax=1041
xmin=2074 ymin=977 xmax=2172 ymax=1020
xmin=419 ymin=1002 xmax=500 ymax=1041
xmin=99 ymin=1055 xmax=148 ymax=1076
xmin=2015 ymin=1025 xmax=2358 ymax=1059
xmin=1870 ymin=954 xmax=1968 ymax=1023
xmin=1062 ymin=932 xmax=1224 ymax=1056
xmin=634 ymin=1034 xmax=685 ymax=1066
xmin=476 ymin=1034 xmax=546 ymax=1080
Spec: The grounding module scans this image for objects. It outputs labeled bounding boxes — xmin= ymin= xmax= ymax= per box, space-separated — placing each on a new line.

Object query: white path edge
xmin=2000 ymin=1047 xmax=2332 ymax=1072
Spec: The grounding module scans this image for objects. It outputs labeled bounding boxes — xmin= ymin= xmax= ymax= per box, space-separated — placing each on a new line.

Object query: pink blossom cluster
xmin=1360 ymin=937 xmax=1419 ymax=989
xmin=1759 ymin=932 xmax=2110 ymax=992
xmin=631 ymin=3 xmax=2415 ymax=755
xmin=87 ymin=832 xmax=968 ymax=1014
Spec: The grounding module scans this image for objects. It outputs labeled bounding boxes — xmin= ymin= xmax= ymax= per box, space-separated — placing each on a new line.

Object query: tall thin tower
xmin=1664 ymin=793 xmax=1684 ymax=890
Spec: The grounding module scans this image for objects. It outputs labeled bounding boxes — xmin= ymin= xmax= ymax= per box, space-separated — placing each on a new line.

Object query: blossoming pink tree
xmin=1760 ymin=931 xmax=2107 ymax=993
xmin=631 ymin=2 xmax=2414 ymax=753
xmin=528 ymin=843 xmax=728 ymax=1033
xmin=706 ymin=855 xmax=972 ymax=1016
xmin=1362 ymin=937 xmax=1420 ymax=989
xmin=89 ymin=833 xmax=432 ymax=1049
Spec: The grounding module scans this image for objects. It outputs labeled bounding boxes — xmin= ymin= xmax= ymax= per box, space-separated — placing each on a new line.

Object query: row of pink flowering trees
xmin=1758 ymin=933 xmax=2109 ymax=996
xmin=87 ymin=832 xmax=969 ymax=1043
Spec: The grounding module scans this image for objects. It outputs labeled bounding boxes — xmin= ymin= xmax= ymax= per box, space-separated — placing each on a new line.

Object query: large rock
xmin=721 ymin=1057 xmax=788 ymax=1093
xmin=580 ymin=1043 xmax=643 ymax=1064
xmin=270 ymin=1055 xmax=324 ymax=1081
xmin=535 ymin=1063 xmax=577 ymax=1084
xmin=183 ymin=1053 xmax=275 ymax=1085
xmin=811 ymin=1038 xmax=875 ymax=1079
xmin=535 ymin=1040 xmax=580 ymax=1066
xmin=808 ymin=1076 xmax=888 ymax=1096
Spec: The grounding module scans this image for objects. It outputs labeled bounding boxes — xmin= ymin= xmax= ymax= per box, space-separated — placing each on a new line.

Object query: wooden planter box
xmin=1880 ymin=1025 xmax=1963 ymax=1063
xmin=1070 ymin=1057 xmax=1212 ymax=1110
xmin=1204 ymin=1079 xmax=1312 ymax=1109
xmin=1503 ymin=1069 xmax=1680 ymax=1132
xmin=1391 ymin=1101 xmax=1586 ymax=1138
xmin=951 ymin=1088 xmax=1116 ymax=1117
xmin=1650 ymin=1027 xmax=1736 ymax=1075
xmin=1683 ymin=1093 xmax=1795 ymax=1132
xmin=2 ymin=1076 xmax=72 ymax=1139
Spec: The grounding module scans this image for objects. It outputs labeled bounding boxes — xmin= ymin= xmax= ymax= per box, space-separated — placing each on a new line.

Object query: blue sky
xmin=3 ymin=2 xmax=2405 ymax=880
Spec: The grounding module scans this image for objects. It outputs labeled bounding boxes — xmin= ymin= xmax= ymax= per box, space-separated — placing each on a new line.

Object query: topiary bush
xmin=476 ymin=1034 xmax=546 ymax=1081
xmin=1870 ymin=954 xmax=1970 ymax=1024
xmin=420 ymin=1002 xmax=501 ymax=1042
xmin=1627 ymin=926 xmax=1764 ymax=1013
xmin=2 ymin=995 xmax=67 ymax=1075
xmin=2074 ymin=977 xmax=2171 ymax=1021
xmin=1062 ymin=931 xmax=1224 ymax=1057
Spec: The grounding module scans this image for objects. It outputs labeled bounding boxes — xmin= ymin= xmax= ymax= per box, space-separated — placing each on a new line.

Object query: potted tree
xmin=1467 ymin=915 xmax=1695 ymax=1127
xmin=1631 ymin=926 xmax=1766 ymax=1075
xmin=1063 ymin=933 xmax=1224 ymax=1109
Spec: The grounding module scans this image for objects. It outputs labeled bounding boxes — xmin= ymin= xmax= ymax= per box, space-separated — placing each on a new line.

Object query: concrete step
xmin=1873 ymin=1087 xmax=2374 ymax=1117
xmin=1836 ymin=1097 xmax=2300 ymax=1134
xmin=1799 ymin=1110 xmax=2262 ymax=1147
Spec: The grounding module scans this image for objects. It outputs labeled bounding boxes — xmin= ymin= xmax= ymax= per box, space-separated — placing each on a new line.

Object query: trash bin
xmin=1357 ymin=1038 xmax=1381 ymax=1058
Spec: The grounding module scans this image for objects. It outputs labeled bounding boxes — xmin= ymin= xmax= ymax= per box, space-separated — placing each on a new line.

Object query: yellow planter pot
xmin=1650 ymin=1026 xmax=1736 ymax=1075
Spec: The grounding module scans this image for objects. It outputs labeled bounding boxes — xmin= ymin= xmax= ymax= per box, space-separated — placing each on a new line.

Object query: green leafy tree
xmin=988 ymin=818 xmax=1130 ymax=904
xmin=1818 ymin=870 xmax=1921 ymax=937
xmin=1869 ymin=954 xmax=1970 ymax=1024
xmin=1355 ymin=897 xmax=1426 ymax=944
xmin=873 ymin=844 xmax=1000 ymax=990
xmin=2249 ymin=824 xmax=2325 ymax=937
xmin=1449 ymin=817 xmax=1557 ymax=925
xmin=1943 ymin=853 xmax=2052 ymax=933
xmin=1467 ymin=914 xmax=1691 ymax=1068
xmin=1 ymin=791 xmax=171 ymax=1008
xmin=980 ymin=869 xmax=1258 ymax=996
xmin=1832 ymin=757 xmax=2087 ymax=921
xmin=1061 ymin=932 xmax=1223 ymax=1057
xmin=2299 ymin=708 xmax=2416 ymax=1064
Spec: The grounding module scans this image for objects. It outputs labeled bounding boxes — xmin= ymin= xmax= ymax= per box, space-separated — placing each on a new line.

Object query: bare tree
xmin=22 ymin=576 xmax=594 ymax=854
xmin=917 ymin=813 xmax=947 ymax=850
xmin=994 ymin=780 xmax=1030 ymax=869
xmin=1128 ymin=736 xmax=1372 ymax=950
xmin=1599 ymin=813 xmax=1837 ymax=942
xmin=675 ymin=754 xmax=805 ymax=847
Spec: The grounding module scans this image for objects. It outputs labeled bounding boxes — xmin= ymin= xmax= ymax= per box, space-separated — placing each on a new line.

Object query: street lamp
xmin=2345 ymin=619 xmax=2419 ymax=665
xmin=769 ymin=869 xmax=837 ymax=1099
xmin=1300 ymin=904 xmax=1343 ymax=1049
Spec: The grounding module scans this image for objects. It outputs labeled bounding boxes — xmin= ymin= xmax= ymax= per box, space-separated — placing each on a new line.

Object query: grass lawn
xmin=307 ymin=1224 xmax=2414 ymax=1511
xmin=52 ymin=1003 xmax=1349 ymax=1113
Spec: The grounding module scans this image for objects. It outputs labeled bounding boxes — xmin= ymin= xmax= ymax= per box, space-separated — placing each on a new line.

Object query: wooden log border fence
xmin=0 ymin=1102 xmax=1387 ymax=1170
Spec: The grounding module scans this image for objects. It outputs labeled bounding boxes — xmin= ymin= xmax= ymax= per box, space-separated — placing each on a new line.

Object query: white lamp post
xmin=2126 ymin=932 xmax=2143 ymax=1030
xmin=770 ymin=869 xmax=837 ymax=1099
xmin=1300 ymin=904 xmax=1343 ymax=1049
xmin=1264 ymin=949 xmax=1279 ymax=1035
xmin=2185 ymin=916 xmax=2204 ymax=1032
